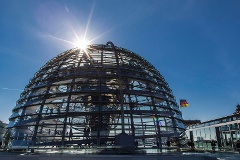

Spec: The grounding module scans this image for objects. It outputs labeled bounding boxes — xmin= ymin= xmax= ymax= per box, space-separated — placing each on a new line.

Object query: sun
xmin=44 ymin=2 xmax=108 ymax=53
xmin=78 ymin=39 xmax=89 ymax=50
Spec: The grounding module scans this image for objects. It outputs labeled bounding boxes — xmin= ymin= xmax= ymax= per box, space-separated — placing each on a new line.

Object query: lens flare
xmin=78 ymin=39 xmax=89 ymax=50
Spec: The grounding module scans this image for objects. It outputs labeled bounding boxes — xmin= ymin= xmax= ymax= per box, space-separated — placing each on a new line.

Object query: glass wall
xmin=5 ymin=42 xmax=185 ymax=150
xmin=186 ymin=114 xmax=240 ymax=150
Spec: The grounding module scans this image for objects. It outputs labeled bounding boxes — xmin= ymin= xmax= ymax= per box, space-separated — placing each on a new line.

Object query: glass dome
xmin=6 ymin=42 xmax=185 ymax=149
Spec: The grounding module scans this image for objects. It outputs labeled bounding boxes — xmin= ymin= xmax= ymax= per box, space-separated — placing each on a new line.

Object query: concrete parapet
xmin=0 ymin=154 xmax=218 ymax=160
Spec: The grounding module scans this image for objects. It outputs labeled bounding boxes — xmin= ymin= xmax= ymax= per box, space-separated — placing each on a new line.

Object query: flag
xmin=180 ymin=99 xmax=188 ymax=107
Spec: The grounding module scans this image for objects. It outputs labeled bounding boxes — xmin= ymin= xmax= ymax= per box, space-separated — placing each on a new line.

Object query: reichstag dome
xmin=6 ymin=42 xmax=185 ymax=150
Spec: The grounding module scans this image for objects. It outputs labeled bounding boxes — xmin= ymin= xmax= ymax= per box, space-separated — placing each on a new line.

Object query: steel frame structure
xmin=6 ymin=42 xmax=185 ymax=149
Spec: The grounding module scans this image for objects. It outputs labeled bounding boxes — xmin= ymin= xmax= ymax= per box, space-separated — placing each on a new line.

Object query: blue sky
xmin=1 ymin=0 xmax=240 ymax=123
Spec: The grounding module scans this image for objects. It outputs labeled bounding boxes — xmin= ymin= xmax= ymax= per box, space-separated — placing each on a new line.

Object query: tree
xmin=235 ymin=104 xmax=240 ymax=114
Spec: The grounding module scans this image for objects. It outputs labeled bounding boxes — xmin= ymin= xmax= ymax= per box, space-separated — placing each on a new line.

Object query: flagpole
xmin=181 ymin=105 xmax=184 ymax=119
xmin=179 ymin=99 xmax=183 ymax=119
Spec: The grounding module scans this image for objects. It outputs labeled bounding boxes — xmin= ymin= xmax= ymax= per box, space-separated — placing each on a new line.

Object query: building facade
xmin=186 ymin=112 xmax=240 ymax=150
xmin=0 ymin=121 xmax=7 ymax=146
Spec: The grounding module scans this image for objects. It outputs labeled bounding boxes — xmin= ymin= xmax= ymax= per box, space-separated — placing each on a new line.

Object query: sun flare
xmin=43 ymin=2 xmax=108 ymax=54
xmin=78 ymin=39 xmax=89 ymax=50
